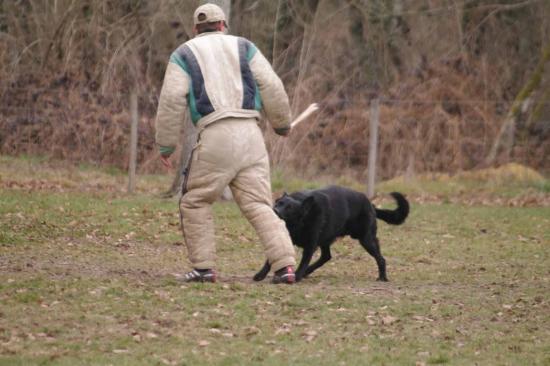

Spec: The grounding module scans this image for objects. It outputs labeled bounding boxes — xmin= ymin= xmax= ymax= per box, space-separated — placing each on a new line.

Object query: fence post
xmin=128 ymin=91 xmax=138 ymax=194
xmin=367 ymin=98 xmax=379 ymax=199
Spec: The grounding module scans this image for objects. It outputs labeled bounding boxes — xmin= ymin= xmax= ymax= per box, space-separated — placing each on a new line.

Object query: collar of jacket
xmin=195 ymin=31 xmax=225 ymax=38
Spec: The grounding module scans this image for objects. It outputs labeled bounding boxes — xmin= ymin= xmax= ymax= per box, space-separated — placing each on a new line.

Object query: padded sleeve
xmin=154 ymin=62 xmax=190 ymax=153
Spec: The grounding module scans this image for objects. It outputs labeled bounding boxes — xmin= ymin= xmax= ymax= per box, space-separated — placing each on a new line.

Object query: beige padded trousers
xmin=179 ymin=117 xmax=296 ymax=272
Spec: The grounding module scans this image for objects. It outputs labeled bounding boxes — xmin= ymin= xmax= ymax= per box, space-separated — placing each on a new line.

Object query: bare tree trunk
xmin=347 ymin=0 xmax=369 ymax=88
xmin=202 ymin=0 xmax=231 ymax=20
xmin=270 ymin=0 xmax=319 ymax=166
xmin=164 ymin=0 xmax=233 ymax=199
xmin=229 ymin=0 xmax=245 ymax=35
xmin=291 ymin=0 xmax=320 ymax=110
xmin=211 ymin=0 xmax=233 ymax=200
xmin=163 ymin=114 xmax=196 ymax=198
xmin=347 ymin=0 xmax=407 ymax=90
xmin=453 ymin=0 xmax=465 ymax=55
xmin=272 ymin=0 xmax=298 ymax=73
xmin=272 ymin=0 xmax=317 ymax=79
xmin=486 ymin=43 xmax=550 ymax=165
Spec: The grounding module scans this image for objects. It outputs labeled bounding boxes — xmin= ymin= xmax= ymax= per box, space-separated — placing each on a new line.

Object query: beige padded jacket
xmin=155 ymin=31 xmax=291 ymax=154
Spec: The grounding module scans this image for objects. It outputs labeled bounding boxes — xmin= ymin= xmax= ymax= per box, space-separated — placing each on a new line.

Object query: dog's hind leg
xmin=305 ymin=245 xmax=332 ymax=277
xmin=253 ymin=260 xmax=271 ymax=281
xmin=359 ymin=235 xmax=388 ymax=281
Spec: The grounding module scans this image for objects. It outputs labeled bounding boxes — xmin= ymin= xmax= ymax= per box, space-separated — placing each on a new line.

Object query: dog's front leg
xmin=295 ymin=246 xmax=317 ymax=281
xmin=305 ymin=244 xmax=332 ymax=277
xmin=295 ymin=221 xmax=324 ymax=281
xmin=253 ymin=260 xmax=271 ymax=281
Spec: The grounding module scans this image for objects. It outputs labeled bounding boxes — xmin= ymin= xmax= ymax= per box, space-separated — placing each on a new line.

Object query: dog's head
xmin=274 ymin=193 xmax=316 ymax=223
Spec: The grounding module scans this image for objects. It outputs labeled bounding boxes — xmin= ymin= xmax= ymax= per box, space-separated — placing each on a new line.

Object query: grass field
xmin=1 ymin=155 xmax=549 ymax=365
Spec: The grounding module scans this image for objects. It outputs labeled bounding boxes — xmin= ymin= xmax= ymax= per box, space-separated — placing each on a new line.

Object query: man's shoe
xmin=272 ymin=266 xmax=295 ymax=284
xmin=182 ymin=269 xmax=216 ymax=283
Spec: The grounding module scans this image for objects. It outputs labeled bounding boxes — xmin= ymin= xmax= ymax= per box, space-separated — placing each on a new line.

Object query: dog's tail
xmin=375 ymin=192 xmax=409 ymax=225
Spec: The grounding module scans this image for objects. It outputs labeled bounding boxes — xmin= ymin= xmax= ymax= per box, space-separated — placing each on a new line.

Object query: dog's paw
xmin=253 ymin=273 xmax=267 ymax=282
xmin=376 ymin=277 xmax=389 ymax=282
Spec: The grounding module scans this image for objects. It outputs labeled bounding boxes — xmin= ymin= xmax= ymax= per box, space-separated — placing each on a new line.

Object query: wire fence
xmin=1 ymin=84 xmax=548 ymax=179
xmin=1 ymin=86 xmax=539 ymax=105
xmin=3 ymin=86 xmax=549 ymax=112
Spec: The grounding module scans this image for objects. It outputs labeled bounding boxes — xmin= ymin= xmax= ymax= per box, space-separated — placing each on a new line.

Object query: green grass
xmin=1 ymin=156 xmax=549 ymax=365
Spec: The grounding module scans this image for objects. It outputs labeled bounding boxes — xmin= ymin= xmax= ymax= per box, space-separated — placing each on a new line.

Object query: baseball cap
xmin=193 ymin=3 xmax=226 ymax=25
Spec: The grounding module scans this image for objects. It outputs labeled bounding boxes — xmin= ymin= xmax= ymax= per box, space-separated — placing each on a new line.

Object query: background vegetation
xmin=1 ymin=0 xmax=549 ymax=181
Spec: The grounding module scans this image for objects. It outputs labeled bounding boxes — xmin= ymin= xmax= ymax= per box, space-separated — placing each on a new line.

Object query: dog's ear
xmin=301 ymin=196 xmax=317 ymax=217
xmin=275 ymin=192 xmax=287 ymax=203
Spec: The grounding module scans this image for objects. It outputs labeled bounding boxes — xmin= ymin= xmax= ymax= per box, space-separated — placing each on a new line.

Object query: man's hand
xmin=274 ymin=127 xmax=290 ymax=137
xmin=160 ymin=154 xmax=173 ymax=169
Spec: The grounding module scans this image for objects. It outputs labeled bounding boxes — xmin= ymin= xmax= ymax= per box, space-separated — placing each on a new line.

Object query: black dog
xmin=254 ymin=186 xmax=409 ymax=282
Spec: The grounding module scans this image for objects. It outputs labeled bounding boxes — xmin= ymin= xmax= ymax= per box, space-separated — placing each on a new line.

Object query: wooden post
xmin=367 ymin=98 xmax=379 ymax=199
xmin=128 ymin=91 xmax=138 ymax=194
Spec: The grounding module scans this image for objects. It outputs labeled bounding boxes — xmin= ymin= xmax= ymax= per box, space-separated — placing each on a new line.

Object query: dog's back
xmin=290 ymin=186 xmax=408 ymax=232
xmin=307 ymin=186 xmax=373 ymax=240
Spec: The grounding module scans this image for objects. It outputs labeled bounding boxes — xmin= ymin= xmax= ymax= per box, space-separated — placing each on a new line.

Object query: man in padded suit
xmin=155 ymin=4 xmax=296 ymax=284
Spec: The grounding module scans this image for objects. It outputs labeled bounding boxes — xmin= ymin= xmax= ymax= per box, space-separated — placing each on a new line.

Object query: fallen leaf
xmin=198 ymin=340 xmax=210 ymax=347
xmin=244 ymin=326 xmax=261 ymax=336
xmin=381 ymin=315 xmax=398 ymax=325
xmin=303 ymin=330 xmax=318 ymax=342
xmin=413 ymin=315 xmax=434 ymax=322
xmin=275 ymin=323 xmax=292 ymax=335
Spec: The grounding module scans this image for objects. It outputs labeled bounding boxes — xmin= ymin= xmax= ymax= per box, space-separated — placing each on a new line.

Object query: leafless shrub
xmin=1 ymin=0 xmax=549 ymax=178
